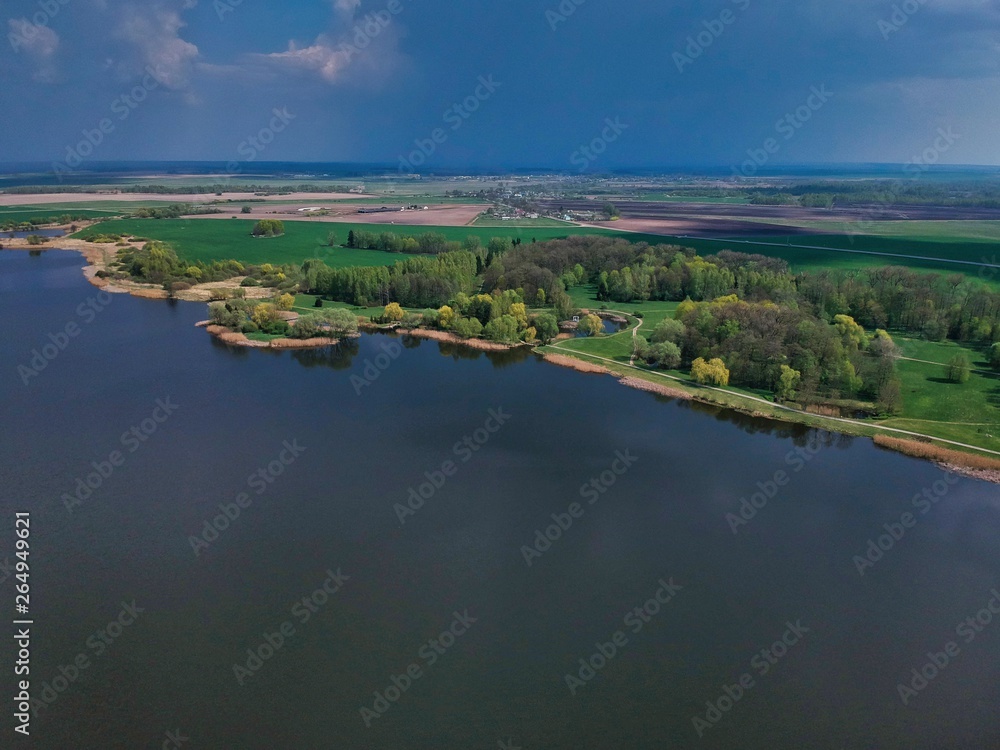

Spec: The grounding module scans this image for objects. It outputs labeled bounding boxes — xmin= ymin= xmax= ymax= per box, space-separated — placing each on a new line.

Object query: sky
xmin=1 ymin=0 xmax=999 ymax=171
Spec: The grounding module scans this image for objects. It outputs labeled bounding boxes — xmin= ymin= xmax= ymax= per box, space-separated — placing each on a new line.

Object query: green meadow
xmin=74 ymin=218 xmax=638 ymax=265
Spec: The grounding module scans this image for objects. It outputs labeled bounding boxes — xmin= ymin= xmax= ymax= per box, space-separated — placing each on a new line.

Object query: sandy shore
xmin=540 ymin=353 xmax=611 ymax=374
xmin=401 ymin=328 xmax=522 ymax=351
xmin=617 ymin=376 xmax=693 ymax=400
xmin=873 ymin=435 xmax=1000 ymax=484
xmin=203 ymin=325 xmax=340 ymax=350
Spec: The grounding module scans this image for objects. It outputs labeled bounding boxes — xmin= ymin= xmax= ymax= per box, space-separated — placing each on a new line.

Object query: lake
xmin=1 ymin=250 xmax=998 ymax=749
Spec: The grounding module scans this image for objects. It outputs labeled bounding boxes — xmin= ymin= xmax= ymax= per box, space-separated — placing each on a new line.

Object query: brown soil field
xmin=188 ymin=203 xmax=488 ymax=227
xmin=0 ymin=191 xmax=371 ymax=206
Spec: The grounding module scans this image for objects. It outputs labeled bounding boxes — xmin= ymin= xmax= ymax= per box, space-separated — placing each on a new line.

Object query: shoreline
xmin=9 ymin=240 xmax=999 ymax=482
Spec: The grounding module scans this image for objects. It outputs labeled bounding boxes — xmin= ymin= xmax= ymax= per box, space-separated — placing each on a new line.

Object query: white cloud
xmin=113 ymin=4 xmax=199 ymax=89
xmin=256 ymin=37 xmax=354 ymax=84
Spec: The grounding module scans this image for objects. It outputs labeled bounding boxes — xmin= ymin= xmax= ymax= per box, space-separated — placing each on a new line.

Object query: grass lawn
xmin=874 ymin=338 xmax=1000 ymax=451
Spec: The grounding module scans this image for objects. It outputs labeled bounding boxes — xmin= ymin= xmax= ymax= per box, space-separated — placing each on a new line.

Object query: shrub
xmin=947 ymin=355 xmax=971 ymax=384
xmin=251 ymin=219 xmax=284 ymax=237
xmin=452 ymin=316 xmax=484 ymax=339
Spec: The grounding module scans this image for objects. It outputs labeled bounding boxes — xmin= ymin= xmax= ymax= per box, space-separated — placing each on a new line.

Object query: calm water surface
xmin=1 ymin=250 xmax=998 ymax=749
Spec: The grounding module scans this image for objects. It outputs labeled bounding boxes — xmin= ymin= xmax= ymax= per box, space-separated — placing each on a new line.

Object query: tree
xmin=383 ymin=302 xmax=405 ymax=322
xmin=484 ymin=315 xmax=520 ymax=343
xmin=532 ymin=313 xmax=559 ymax=343
xmin=646 ymin=341 xmax=682 ymax=369
xmin=452 ymin=316 xmax=484 ymax=339
xmin=241 ymin=206 xmax=252 ymax=214
xmin=776 ymin=365 xmax=801 ymax=401
xmin=650 ymin=318 xmax=685 ymax=345
xmin=602 ymin=202 xmax=620 ymax=219
xmin=535 ymin=288 xmax=546 ymax=306
xmin=691 ymin=357 xmax=730 ymax=386
xmin=947 ymin=354 xmax=971 ymax=384
xmin=578 ymin=314 xmax=603 ymax=336
xmin=327 ymin=231 xmax=339 ymax=247
xmin=252 ymin=303 xmax=279 ymax=329
xmin=990 ymin=342 xmax=1000 ymax=372
xmin=878 ymin=378 xmax=904 ymax=414
xmin=438 ymin=305 xmax=455 ymax=329
xmin=251 ymin=219 xmax=284 ymax=237
xmin=347 ymin=230 xmax=357 ymax=248
xmin=276 ymin=293 xmax=295 ymax=311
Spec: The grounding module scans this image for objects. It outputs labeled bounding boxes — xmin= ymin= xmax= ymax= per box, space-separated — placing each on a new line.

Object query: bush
xmin=240 ymin=277 xmax=260 ymax=287
xmin=251 ymin=219 xmax=285 ymax=237
xmin=991 ymin=342 xmax=1000 ymax=372
xmin=646 ymin=341 xmax=682 ymax=369
xmin=314 ymin=297 xmax=324 ymax=308
xmin=452 ymin=316 xmax=484 ymax=339
xmin=947 ymin=355 xmax=971 ymax=384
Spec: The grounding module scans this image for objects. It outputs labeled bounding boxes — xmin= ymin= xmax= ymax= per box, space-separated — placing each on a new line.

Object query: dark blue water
xmin=1 ymin=250 xmax=998 ymax=749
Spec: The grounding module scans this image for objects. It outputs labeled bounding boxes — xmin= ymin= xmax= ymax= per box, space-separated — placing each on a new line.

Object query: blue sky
xmin=2 ymin=0 xmax=999 ymax=170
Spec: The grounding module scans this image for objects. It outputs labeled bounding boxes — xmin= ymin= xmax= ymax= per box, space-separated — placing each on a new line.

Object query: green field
xmin=75 ymin=218 xmax=642 ymax=265
xmin=879 ymin=337 xmax=1000 ymax=451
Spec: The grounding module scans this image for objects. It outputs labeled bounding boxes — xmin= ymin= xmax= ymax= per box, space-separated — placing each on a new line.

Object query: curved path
xmin=547 ymin=332 xmax=1000 ymax=459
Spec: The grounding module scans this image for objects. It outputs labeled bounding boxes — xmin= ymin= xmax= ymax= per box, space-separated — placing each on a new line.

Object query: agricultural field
xmin=470 ymin=216 xmax=574 ymax=227
xmin=75 ymin=217 xmax=637 ymax=265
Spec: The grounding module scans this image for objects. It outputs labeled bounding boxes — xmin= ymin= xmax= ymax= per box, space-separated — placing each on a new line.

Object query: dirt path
xmin=541 ymin=345 xmax=1000 ymax=460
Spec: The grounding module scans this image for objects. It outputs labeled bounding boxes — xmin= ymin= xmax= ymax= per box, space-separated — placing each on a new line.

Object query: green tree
xmin=532 ymin=313 xmax=559 ymax=343
xmin=646 ymin=341 xmax=681 ymax=369
xmin=947 ymin=354 xmax=971 ymax=384
xmin=327 ymin=231 xmax=339 ymax=247
xmin=452 ymin=316 xmax=484 ymax=339
xmin=276 ymin=293 xmax=295 ymax=311
xmin=535 ymin=288 xmax=547 ymax=306
xmin=691 ymin=357 xmax=730 ymax=386
xmin=484 ymin=315 xmax=520 ymax=343
xmin=251 ymin=219 xmax=285 ymax=237
xmin=776 ymin=365 xmax=801 ymax=401
xmin=437 ymin=305 xmax=455 ymax=329
xmin=650 ymin=318 xmax=685 ymax=345
xmin=383 ymin=302 xmax=405 ymax=322
xmin=578 ymin=314 xmax=603 ymax=336
xmin=990 ymin=342 xmax=1000 ymax=372
xmin=241 ymin=205 xmax=252 ymax=214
